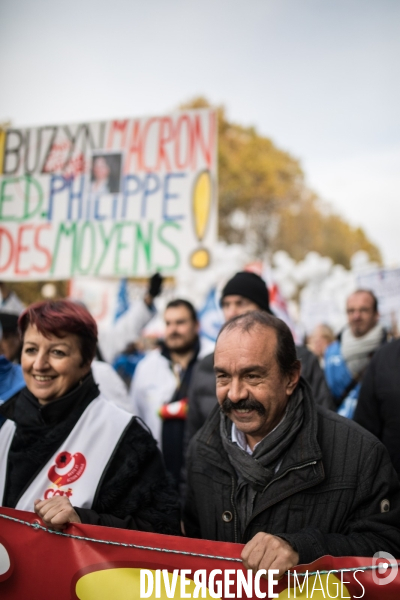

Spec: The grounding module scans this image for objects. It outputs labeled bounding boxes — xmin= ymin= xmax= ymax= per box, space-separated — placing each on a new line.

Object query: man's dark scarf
xmin=220 ymin=386 xmax=304 ymax=535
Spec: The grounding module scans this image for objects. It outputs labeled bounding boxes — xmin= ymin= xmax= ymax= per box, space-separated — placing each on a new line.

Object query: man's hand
xmin=148 ymin=273 xmax=163 ymax=298
xmin=144 ymin=273 xmax=164 ymax=307
xmin=241 ymin=532 xmax=299 ymax=579
xmin=34 ymin=497 xmax=81 ymax=531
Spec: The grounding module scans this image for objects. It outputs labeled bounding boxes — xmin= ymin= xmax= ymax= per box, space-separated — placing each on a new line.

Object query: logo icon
xmin=48 ymin=451 xmax=86 ymax=488
xmin=0 ymin=539 xmax=12 ymax=583
xmin=372 ymin=551 xmax=399 ymax=586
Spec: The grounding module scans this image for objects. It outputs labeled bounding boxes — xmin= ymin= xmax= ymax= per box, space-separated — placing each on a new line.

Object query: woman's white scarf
xmin=341 ymin=323 xmax=384 ymax=378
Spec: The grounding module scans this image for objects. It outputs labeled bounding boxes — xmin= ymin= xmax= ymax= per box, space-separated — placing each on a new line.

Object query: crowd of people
xmin=0 ymin=272 xmax=399 ymax=576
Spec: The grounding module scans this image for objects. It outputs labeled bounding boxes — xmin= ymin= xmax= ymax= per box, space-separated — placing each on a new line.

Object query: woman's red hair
xmin=18 ymin=300 xmax=98 ymax=364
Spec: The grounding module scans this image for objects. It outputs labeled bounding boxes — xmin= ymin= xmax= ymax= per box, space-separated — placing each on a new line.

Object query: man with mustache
xmin=129 ymin=299 xmax=201 ymax=488
xmin=183 ymin=311 xmax=400 ymax=577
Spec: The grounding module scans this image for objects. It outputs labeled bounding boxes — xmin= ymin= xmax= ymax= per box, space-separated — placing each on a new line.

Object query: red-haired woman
xmin=0 ymin=300 xmax=180 ymax=534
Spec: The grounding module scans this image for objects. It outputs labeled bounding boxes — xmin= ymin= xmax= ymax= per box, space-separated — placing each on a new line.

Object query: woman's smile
xmin=22 ymin=325 xmax=91 ymax=404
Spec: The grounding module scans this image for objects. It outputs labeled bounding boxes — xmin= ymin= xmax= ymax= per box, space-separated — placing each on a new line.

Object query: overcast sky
xmin=1 ymin=0 xmax=399 ymax=264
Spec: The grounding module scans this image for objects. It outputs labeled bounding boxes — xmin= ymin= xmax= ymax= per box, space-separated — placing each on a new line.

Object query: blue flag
xmin=198 ymin=287 xmax=224 ymax=343
xmin=114 ymin=278 xmax=130 ymax=322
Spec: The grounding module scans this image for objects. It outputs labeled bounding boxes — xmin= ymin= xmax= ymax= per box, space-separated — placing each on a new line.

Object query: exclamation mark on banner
xmin=190 ymin=170 xmax=212 ymax=269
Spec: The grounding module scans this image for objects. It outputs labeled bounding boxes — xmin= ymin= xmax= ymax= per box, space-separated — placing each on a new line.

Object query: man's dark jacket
xmin=183 ymin=379 xmax=400 ymax=565
xmin=185 ymin=346 xmax=334 ymax=444
xmin=354 ymin=339 xmax=400 ymax=477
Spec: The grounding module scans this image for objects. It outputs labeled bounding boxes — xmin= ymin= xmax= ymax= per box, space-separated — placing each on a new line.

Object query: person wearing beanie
xmin=184 ymin=272 xmax=334 ymax=456
xmin=219 ymin=271 xmax=273 ymax=316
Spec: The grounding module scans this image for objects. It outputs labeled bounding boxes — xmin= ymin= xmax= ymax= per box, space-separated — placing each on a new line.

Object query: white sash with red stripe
xmin=0 ymin=396 xmax=132 ymax=511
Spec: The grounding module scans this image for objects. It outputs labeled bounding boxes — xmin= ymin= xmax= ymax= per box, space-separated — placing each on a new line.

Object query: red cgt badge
xmin=47 ymin=451 xmax=86 ymax=488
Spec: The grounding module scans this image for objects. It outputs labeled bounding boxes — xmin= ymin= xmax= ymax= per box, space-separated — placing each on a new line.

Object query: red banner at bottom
xmin=0 ymin=508 xmax=399 ymax=599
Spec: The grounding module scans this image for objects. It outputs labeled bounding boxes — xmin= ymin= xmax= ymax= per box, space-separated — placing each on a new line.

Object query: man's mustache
xmin=220 ymin=397 xmax=266 ymax=415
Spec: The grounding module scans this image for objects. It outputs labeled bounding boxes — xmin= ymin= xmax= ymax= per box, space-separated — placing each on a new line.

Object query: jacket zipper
xmin=262 ymin=460 xmax=317 ymax=494
xmin=230 ymin=475 xmax=238 ymax=543
xmin=244 ymin=460 xmax=319 ymax=531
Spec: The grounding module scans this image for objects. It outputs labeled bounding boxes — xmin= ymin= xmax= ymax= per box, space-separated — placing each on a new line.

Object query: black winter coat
xmin=0 ymin=373 xmax=180 ymax=535
xmin=354 ymin=339 xmax=400 ymax=477
xmin=183 ymin=379 xmax=400 ymax=565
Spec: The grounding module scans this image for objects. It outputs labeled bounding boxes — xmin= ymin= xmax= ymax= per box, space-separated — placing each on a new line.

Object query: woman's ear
xmin=79 ymin=357 xmax=94 ymax=370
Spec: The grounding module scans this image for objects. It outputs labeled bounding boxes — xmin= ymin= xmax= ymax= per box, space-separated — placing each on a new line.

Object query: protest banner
xmin=0 ymin=109 xmax=217 ymax=280
xmin=0 ymin=508 xmax=399 ymax=599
